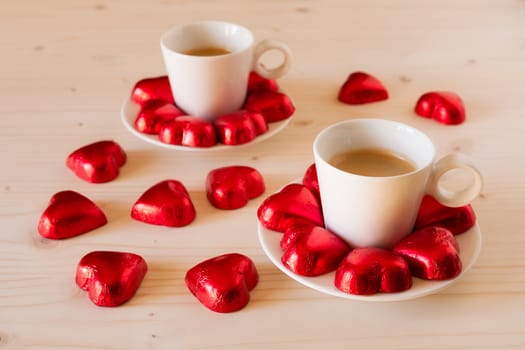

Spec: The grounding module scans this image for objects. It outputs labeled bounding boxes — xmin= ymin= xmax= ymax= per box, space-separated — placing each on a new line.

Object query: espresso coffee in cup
xmin=328 ymin=147 xmax=416 ymax=177
xmin=183 ymin=46 xmax=231 ymax=56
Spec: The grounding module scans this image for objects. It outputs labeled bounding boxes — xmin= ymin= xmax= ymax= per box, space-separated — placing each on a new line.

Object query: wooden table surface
xmin=2 ymin=1 xmax=524 ymax=349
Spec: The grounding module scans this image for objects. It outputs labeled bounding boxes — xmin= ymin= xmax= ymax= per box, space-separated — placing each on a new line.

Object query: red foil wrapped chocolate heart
xmin=131 ymin=75 xmax=174 ymax=105
xmin=302 ymin=163 xmax=320 ymax=200
xmin=334 ymin=247 xmax=412 ymax=295
xmin=338 ymin=71 xmax=389 ymax=104
xmin=66 ymin=140 xmax=126 ymax=183
xmin=206 ymin=166 xmax=265 ymax=210
xmin=185 ymin=253 xmax=258 ymax=313
xmin=131 ymin=180 xmax=196 ymax=227
xmin=76 ymin=251 xmax=148 ymax=307
xmin=257 ymin=183 xmax=324 ymax=233
xmin=415 ymin=195 xmax=476 ymax=235
xmin=246 ymin=111 xmax=269 ymax=135
xmin=134 ymin=99 xmax=185 ymax=134
xmin=38 ymin=190 xmax=107 ymax=239
xmin=158 ymin=116 xmax=217 ymax=147
xmin=414 ymin=91 xmax=466 ymax=125
xmin=244 ymin=90 xmax=295 ymax=123
xmin=247 ymin=71 xmax=279 ymax=93
xmin=393 ymin=226 xmax=462 ymax=280
xmin=214 ymin=111 xmax=268 ymax=145
xmin=280 ymin=224 xmax=350 ymax=276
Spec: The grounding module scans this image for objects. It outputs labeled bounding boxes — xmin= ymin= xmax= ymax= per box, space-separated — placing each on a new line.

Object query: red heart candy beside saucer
xmin=131 ymin=179 xmax=196 ymax=227
xmin=66 ymin=140 xmax=126 ymax=183
xmin=206 ymin=166 xmax=265 ymax=209
xmin=76 ymin=251 xmax=148 ymax=307
xmin=338 ymin=71 xmax=389 ymax=105
xmin=185 ymin=253 xmax=258 ymax=313
xmin=38 ymin=190 xmax=107 ymax=239
xmin=415 ymin=91 xmax=466 ymax=125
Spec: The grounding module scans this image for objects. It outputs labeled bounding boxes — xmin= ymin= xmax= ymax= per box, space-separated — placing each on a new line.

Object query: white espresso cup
xmin=313 ymin=119 xmax=483 ymax=248
xmin=160 ymin=21 xmax=292 ymax=121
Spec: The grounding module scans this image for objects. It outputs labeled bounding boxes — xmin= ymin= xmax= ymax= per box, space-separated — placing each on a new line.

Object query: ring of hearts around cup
xmin=256 ymin=163 xmax=478 ymax=296
xmin=127 ymin=72 xmax=295 ymax=148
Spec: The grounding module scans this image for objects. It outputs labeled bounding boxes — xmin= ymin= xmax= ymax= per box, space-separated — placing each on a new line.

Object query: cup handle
xmin=253 ymin=39 xmax=292 ymax=80
xmin=427 ymin=153 xmax=483 ymax=207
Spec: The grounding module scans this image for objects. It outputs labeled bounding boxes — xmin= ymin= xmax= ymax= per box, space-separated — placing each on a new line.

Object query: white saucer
xmin=257 ymin=190 xmax=482 ymax=302
xmin=120 ymin=98 xmax=293 ymax=151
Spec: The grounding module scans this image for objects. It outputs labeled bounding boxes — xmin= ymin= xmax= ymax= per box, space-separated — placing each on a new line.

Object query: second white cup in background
xmin=160 ymin=21 xmax=292 ymax=121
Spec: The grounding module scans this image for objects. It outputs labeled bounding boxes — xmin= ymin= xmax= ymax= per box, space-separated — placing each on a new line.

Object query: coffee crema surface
xmin=183 ymin=46 xmax=231 ymax=56
xmin=328 ymin=147 xmax=417 ymax=177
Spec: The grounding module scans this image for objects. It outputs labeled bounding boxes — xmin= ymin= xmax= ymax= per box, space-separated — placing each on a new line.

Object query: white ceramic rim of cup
xmin=160 ymin=21 xmax=254 ymax=58
xmin=313 ymin=118 xmax=436 ymax=180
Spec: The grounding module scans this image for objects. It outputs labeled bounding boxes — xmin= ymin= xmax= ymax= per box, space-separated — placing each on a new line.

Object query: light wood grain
xmin=1 ymin=0 xmax=525 ymax=349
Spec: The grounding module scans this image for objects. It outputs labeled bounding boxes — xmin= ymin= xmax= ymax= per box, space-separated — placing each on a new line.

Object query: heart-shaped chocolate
xmin=334 ymin=247 xmax=412 ymax=295
xmin=131 ymin=75 xmax=174 ymax=105
xmin=76 ymin=251 xmax=148 ymax=307
xmin=257 ymin=183 xmax=324 ymax=233
xmin=38 ymin=190 xmax=107 ymax=239
xmin=131 ymin=180 xmax=196 ymax=227
xmin=414 ymin=91 xmax=466 ymax=125
xmin=214 ymin=111 xmax=268 ymax=145
xmin=66 ymin=140 xmax=126 ymax=183
xmin=244 ymin=90 xmax=295 ymax=123
xmin=246 ymin=110 xmax=269 ymax=136
xmin=134 ymin=99 xmax=185 ymax=134
xmin=393 ymin=226 xmax=462 ymax=280
xmin=185 ymin=253 xmax=258 ymax=313
xmin=158 ymin=116 xmax=217 ymax=147
xmin=302 ymin=163 xmax=320 ymax=200
xmin=247 ymin=71 xmax=279 ymax=93
xmin=206 ymin=166 xmax=265 ymax=209
xmin=338 ymin=71 xmax=389 ymax=104
xmin=415 ymin=195 xmax=476 ymax=235
xmin=280 ymin=224 xmax=350 ymax=276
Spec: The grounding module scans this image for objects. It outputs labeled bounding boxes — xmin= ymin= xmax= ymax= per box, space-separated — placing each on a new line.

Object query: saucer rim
xmin=120 ymin=98 xmax=293 ymax=151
